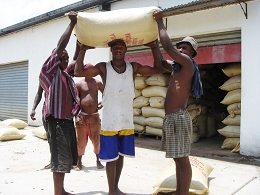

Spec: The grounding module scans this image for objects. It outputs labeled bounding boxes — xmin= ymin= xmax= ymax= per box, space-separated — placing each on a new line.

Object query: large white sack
xmin=149 ymin=96 xmax=165 ymax=108
xmin=141 ymin=106 xmax=165 ymax=118
xmin=152 ymin=156 xmax=214 ymax=195
xmin=135 ymin=76 xmax=149 ymax=90
xmin=220 ymin=89 xmax=241 ymax=105
xmin=0 ymin=126 xmax=26 ymax=141
xmin=142 ymin=86 xmax=168 ymax=98
xmin=145 ymin=117 xmax=163 ymax=129
xmin=134 ymin=123 xmax=145 ymax=133
xmin=146 ymin=126 xmax=162 ymax=137
xmin=145 ymin=74 xmax=170 ymax=86
xmin=219 ymin=74 xmax=241 ymax=91
xmin=222 ymin=115 xmax=241 ymax=126
xmin=222 ymin=63 xmax=241 ymax=77
xmin=134 ymin=89 xmax=142 ymax=98
xmin=187 ymin=104 xmax=202 ymax=123
xmin=133 ymin=108 xmax=142 ymax=116
xmin=227 ymin=103 xmax=241 ymax=117
xmin=133 ymin=96 xmax=149 ymax=108
xmin=221 ymin=138 xmax=240 ymax=149
xmin=218 ymin=126 xmax=240 ymax=138
xmin=73 ymin=6 xmax=160 ymax=47
xmin=133 ymin=116 xmax=146 ymax=126
xmin=32 ymin=126 xmax=47 ymax=140
xmin=1 ymin=119 xmax=28 ymax=129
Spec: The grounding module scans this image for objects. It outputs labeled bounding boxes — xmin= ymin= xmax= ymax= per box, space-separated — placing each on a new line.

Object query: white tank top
xmin=101 ymin=61 xmax=135 ymax=131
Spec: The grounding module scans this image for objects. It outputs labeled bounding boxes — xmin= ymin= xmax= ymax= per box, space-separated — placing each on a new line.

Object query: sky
xmin=0 ymin=0 xmax=80 ymax=29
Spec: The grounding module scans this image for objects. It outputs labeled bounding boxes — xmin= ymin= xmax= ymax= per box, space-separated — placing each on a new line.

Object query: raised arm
xmin=56 ymin=11 xmax=77 ymax=58
xmin=153 ymin=10 xmax=191 ymax=67
xmin=134 ymin=39 xmax=162 ymax=76
xmin=74 ymin=43 xmax=100 ymax=78
xmin=30 ymin=84 xmax=44 ymax=120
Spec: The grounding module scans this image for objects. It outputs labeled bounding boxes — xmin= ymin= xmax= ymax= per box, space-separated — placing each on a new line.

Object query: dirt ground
xmin=134 ymin=134 xmax=260 ymax=167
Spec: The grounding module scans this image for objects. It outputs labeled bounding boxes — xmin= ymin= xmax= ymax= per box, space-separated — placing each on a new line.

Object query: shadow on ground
xmin=134 ymin=134 xmax=260 ymax=167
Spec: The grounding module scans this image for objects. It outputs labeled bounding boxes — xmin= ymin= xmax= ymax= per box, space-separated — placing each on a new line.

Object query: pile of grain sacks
xmin=133 ymin=74 xmax=169 ymax=137
xmin=133 ymin=72 xmax=223 ymax=143
xmin=218 ymin=63 xmax=241 ymax=152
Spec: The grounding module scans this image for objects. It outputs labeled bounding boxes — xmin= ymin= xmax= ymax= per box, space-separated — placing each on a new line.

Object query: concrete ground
xmin=0 ymin=126 xmax=260 ymax=195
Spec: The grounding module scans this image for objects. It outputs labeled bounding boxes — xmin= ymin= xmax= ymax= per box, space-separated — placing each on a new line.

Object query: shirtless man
xmin=74 ymin=39 xmax=162 ymax=195
xmin=74 ymin=70 xmax=104 ymax=171
xmin=39 ymin=11 xmax=80 ymax=195
xmin=154 ymin=10 xmax=203 ymax=195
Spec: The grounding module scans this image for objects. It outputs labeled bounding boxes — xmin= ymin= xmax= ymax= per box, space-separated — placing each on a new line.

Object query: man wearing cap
xmin=154 ymin=10 xmax=203 ymax=195
xmin=74 ymin=39 xmax=162 ymax=195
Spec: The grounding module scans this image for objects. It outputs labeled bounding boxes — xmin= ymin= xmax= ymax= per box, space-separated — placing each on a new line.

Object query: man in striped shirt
xmin=39 ymin=11 xmax=80 ymax=195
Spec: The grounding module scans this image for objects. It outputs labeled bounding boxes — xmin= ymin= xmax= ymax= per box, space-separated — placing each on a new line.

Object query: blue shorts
xmin=99 ymin=129 xmax=135 ymax=162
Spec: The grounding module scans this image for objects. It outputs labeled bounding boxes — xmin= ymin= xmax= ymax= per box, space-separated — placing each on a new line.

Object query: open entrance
xmin=127 ymin=43 xmax=241 ymax=155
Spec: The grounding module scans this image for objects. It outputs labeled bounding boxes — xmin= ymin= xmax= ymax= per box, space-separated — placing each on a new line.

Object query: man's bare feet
xmin=74 ymin=163 xmax=82 ymax=171
xmin=116 ymin=188 xmax=126 ymax=195
xmin=97 ymin=161 xmax=104 ymax=169
xmin=62 ymin=190 xmax=75 ymax=195
xmin=44 ymin=163 xmax=51 ymax=169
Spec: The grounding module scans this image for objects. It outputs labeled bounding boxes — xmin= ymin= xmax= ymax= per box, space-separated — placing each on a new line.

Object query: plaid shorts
xmin=161 ymin=110 xmax=192 ymax=158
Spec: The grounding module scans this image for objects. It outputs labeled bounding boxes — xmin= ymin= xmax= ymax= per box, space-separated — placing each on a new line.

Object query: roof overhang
xmin=163 ymin=0 xmax=253 ymax=19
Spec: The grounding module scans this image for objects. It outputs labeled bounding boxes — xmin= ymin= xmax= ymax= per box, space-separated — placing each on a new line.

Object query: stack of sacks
xmin=0 ymin=119 xmax=27 ymax=141
xmin=186 ymin=97 xmax=224 ymax=143
xmin=133 ymin=74 xmax=169 ymax=136
xmin=218 ymin=63 xmax=241 ymax=152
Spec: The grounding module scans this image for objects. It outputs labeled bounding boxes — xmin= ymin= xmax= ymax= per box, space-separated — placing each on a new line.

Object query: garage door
xmin=0 ymin=61 xmax=28 ymax=122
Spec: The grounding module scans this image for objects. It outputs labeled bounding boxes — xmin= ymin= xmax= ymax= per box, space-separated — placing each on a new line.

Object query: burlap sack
xmin=133 ymin=108 xmax=142 ymax=116
xmin=219 ymin=74 xmax=241 ymax=91
xmin=134 ymin=123 xmax=145 ymax=133
xmin=222 ymin=115 xmax=241 ymax=126
xmin=220 ymin=89 xmax=241 ymax=105
xmin=135 ymin=76 xmax=149 ymax=90
xmin=145 ymin=117 xmax=163 ymax=129
xmin=0 ymin=126 xmax=26 ymax=141
xmin=141 ymin=106 xmax=165 ymax=118
xmin=227 ymin=103 xmax=241 ymax=117
xmin=1 ymin=119 xmax=28 ymax=129
xmin=32 ymin=126 xmax=47 ymax=140
xmin=221 ymin=138 xmax=240 ymax=149
xmin=133 ymin=116 xmax=146 ymax=126
xmin=146 ymin=126 xmax=162 ymax=137
xmin=222 ymin=63 xmax=241 ymax=77
xmin=142 ymin=86 xmax=167 ymax=98
xmin=149 ymin=96 xmax=165 ymax=109
xmin=133 ymin=96 xmax=149 ymax=108
xmin=135 ymin=89 xmax=142 ymax=98
xmin=145 ymin=74 xmax=170 ymax=86
xmin=73 ymin=6 xmax=160 ymax=47
xmin=152 ymin=156 xmax=214 ymax=195
xmin=218 ymin=126 xmax=240 ymax=138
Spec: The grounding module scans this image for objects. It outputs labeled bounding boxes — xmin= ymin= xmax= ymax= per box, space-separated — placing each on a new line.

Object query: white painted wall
xmin=239 ymin=1 xmax=260 ymax=157
xmin=0 ymin=0 xmax=259 ymax=156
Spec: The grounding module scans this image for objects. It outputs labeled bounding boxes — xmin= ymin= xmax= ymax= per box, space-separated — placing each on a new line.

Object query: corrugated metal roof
xmin=163 ymin=0 xmax=252 ymax=17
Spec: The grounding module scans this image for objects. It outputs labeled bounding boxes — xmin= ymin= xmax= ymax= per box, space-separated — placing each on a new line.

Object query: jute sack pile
xmin=73 ymin=6 xmax=160 ymax=47
xmin=133 ymin=74 xmax=169 ymax=136
xmin=219 ymin=64 xmax=241 ymax=151
xmin=152 ymin=156 xmax=214 ymax=195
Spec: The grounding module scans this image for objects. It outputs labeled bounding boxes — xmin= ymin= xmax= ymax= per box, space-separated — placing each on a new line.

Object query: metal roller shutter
xmin=0 ymin=61 xmax=28 ymax=122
